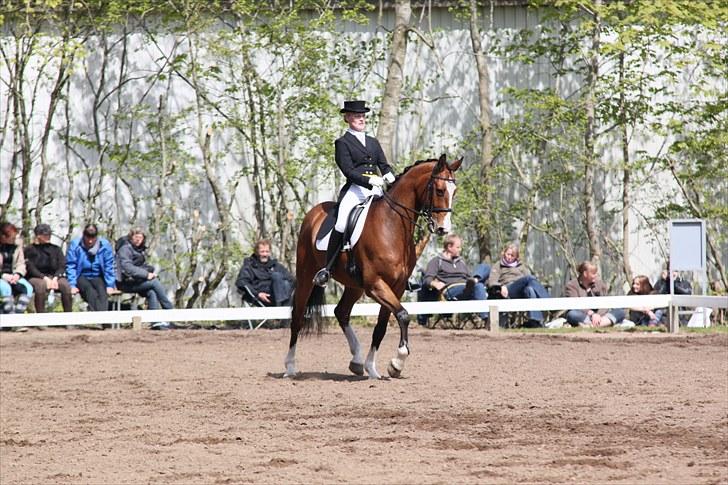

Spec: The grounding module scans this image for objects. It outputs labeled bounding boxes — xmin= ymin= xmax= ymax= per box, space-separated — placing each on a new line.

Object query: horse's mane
xmin=395 ymin=158 xmax=437 ymax=182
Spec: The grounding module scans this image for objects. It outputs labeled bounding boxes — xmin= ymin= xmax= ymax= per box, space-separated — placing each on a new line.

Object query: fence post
xmin=132 ymin=316 xmax=142 ymax=331
xmin=669 ymin=303 xmax=679 ymax=334
xmin=489 ymin=305 xmax=499 ymax=333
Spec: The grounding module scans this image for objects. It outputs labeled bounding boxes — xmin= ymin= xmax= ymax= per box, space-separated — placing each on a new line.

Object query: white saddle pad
xmin=316 ymin=197 xmax=375 ymax=251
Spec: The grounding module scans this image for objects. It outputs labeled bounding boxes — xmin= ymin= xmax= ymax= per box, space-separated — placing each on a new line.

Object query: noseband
xmin=383 ymin=171 xmax=456 ymax=234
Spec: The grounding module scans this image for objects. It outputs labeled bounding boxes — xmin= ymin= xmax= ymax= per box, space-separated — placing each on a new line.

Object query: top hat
xmin=340 ymin=100 xmax=370 ymax=114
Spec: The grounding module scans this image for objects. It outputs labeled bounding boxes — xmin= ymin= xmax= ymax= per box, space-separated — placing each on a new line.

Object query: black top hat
xmin=340 ymin=100 xmax=370 ymax=113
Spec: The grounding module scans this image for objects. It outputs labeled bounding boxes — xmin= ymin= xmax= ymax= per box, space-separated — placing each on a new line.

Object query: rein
xmin=381 ymin=173 xmax=456 ymax=233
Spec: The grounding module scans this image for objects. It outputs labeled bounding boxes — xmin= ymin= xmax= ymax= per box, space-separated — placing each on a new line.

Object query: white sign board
xmin=669 ymin=219 xmax=706 ymax=271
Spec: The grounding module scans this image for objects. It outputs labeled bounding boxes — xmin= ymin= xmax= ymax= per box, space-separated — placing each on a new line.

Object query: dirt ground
xmin=1 ymin=326 xmax=727 ymax=484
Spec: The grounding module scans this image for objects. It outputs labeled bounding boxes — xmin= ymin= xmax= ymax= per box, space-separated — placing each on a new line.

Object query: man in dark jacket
xmin=236 ymin=240 xmax=294 ymax=307
xmin=419 ymin=233 xmax=489 ymax=325
xmin=25 ymin=223 xmax=73 ymax=312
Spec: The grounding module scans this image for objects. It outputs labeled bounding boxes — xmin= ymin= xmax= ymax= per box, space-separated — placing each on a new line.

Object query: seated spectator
xmin=652 ymin=262 xmax=693 ymax=325
xmin=627 ymin=275 xmax=660 ymax=326
xmin=487 ymin=243 xmax=550 ymax=327
xmin=564 ymin=261 xmax=625 ymax=327
xmin=419 ymin=233 xmax=489 ymax=325
xmin=115 ymin=227 xmax=174 ymax=315
xmin=25 ymin=223 xmax=73 ymax=313
xmin=0 ymin=222 xmax=33 ymax=314
xmin=235 ymin=239 xmax=294 ymax=307
xmin=66 ymin=224 xmax=116 ymax=311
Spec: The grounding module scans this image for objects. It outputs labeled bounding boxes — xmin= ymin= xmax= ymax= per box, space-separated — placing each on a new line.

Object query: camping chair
xmin=417 ymin=280 xmax=482 ymax=329
xmin=238 ymin=285 xmax=269 ymax=330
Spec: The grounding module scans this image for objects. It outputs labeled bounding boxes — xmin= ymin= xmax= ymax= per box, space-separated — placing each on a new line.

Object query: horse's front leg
xmin=367 ymin=279 xmax=410 ymax=379
xmin=335 ymin=287 xmax=365 ymax=376
xmin=386 ymin=307 xmax=410 ymax=378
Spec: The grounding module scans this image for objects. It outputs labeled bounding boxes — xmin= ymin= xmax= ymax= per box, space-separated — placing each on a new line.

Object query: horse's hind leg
xmin=335 ymin=287 xmax=365 ymax=376
xmin=285 ymin=282 xmax=313 ymax=377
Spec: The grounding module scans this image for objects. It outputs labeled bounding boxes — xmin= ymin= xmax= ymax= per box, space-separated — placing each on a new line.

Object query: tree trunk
xmin=469 ymin=0 xmax=494 ymax=263
xmin=618 ymin=51 xmax=633 ymax=283
xmin=36 ymin=32 xmax=73 ymax=228
xmin=376 ymin=0 xmax=410 ymax=163
xmin=583 ymin=0 xmax=603 ymax=269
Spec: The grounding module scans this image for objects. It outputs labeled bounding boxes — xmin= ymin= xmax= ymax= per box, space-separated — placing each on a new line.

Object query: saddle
xmin=315 ymin=196 xmax=376 ymax=250
xmin=315 ymin=195 xmax=378 ymax=281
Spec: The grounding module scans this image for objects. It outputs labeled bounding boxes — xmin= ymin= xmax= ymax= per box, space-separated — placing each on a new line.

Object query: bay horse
xmin=285 ymin=154 xmax=462 ymax=379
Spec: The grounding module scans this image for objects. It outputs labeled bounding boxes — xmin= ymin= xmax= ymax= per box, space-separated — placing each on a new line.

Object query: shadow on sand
xmin=267 ymin=371 xmax=377 ymax=382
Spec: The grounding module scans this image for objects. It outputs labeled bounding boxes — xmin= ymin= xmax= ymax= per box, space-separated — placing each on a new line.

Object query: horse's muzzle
xmin=436 ymin=227 xmax=447 ymax=236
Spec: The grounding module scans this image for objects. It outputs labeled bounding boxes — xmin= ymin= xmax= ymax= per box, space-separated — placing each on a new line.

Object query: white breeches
xmin=335 ymin=184 xmax=382 ymax=232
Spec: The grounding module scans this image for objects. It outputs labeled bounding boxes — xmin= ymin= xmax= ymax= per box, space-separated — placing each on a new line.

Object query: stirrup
xmin=312 ymin=268 xmax=330 ymax=287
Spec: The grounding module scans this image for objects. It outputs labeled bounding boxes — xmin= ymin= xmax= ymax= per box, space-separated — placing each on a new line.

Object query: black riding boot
xmin=313 ymin=230 xmax=344 ymax=287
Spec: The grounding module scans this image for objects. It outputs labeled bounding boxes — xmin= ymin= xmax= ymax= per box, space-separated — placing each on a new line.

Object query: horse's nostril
xmin=437 ymin=227 xmax=446 ymax=236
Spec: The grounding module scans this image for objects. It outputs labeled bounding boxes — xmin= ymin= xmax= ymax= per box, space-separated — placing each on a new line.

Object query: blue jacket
xmin=65 ymin=237 xmax=116 ymax=289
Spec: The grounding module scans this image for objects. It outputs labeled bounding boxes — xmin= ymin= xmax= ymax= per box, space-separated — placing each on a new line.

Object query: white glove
xmin=383 ymin=172 xmax=395 ymax=184
xmin=369 ymin=175 xmax=385 ymax=188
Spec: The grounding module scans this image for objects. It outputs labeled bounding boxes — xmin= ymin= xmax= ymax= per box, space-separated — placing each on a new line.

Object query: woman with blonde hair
xmin=487 ymin=242 xmax=550 ymax=327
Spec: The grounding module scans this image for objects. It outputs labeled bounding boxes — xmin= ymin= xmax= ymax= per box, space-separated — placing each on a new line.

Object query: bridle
xmin=423 ymin=174 xmax=456 ymax=233
xmin=382 ymin=170 xmax=456 ymax=234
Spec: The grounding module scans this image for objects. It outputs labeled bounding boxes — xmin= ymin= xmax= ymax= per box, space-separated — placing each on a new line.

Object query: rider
xmin=312 ymin=100 xmax=396 ymax=287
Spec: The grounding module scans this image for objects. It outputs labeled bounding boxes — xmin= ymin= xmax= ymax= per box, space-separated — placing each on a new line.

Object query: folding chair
xmin=238 ymin=285 xmax=269 ymax=330
xmin=417 ymin=280 xmax=480 ymax=329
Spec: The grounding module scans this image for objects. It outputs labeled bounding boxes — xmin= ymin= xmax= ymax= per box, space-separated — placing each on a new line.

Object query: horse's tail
xmin=293 ymin=285 xmax=327 ymax=336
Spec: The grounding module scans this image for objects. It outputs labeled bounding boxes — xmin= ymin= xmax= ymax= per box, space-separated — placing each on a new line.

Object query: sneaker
xmin=615 ymin=319 xmax=636 ymax=329
xmin=150 ymin=322 xmax=173 ymax=330
xmin=545 ymin=317 xmax=566 ymax=329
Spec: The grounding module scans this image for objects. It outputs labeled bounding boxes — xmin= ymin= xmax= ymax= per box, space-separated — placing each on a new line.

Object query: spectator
xmin=235 ymin=239 xmax=294 ymax=307
xmin=0 ymin=222 xmax=33 ymax=314
xmin=420 ymin=233 xmax=489 ymax=325
xmin=115 ymin=227 xmax=174 ymax=316
xmin=652 ymin=262 xmax=693 ymax=325
xmin=66 ymin=224 xmax=116 ymax=311
xmin=487 ymin=243 xmax=550 ymax=328
xmin=25 ymin=223 xmax=73 ymax=313
xmin=627 ymin=275 xmax=659 ymax=326
xmin=564 ymin=261 xmax=626 ymax=327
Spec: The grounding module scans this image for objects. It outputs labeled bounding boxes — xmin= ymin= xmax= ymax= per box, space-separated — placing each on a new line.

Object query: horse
xmin=285 ymin=154 xmax=462 ymax=379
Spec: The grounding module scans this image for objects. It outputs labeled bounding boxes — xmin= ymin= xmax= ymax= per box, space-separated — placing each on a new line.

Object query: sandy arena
xmin=1 ymin=326 xmax=727 ymax=484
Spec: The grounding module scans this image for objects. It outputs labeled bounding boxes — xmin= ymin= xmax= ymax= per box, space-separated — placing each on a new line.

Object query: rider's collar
xmin=347 ymin=128 xmax=366 ymax=146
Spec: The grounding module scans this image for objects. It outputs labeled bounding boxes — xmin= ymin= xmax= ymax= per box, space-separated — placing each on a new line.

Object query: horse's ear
xmin=448 ymin=156 xmax=463 ymax=172
xmin=434 ymin=153 xmax=447 ymax=172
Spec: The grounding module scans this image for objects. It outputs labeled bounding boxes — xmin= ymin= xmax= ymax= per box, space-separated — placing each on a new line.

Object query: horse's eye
xmin=436 ymin=189 xmax=446 ymax=197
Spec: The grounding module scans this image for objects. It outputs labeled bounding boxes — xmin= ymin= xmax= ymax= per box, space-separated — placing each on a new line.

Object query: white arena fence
xmin=0 ymin=295 xmax=725 ymax=334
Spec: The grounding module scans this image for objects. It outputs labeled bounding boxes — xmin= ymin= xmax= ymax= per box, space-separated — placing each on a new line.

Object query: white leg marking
xmin=387 ymin=344 xmax=410 ymax=378
xmin=284 ymin=345 xmax=297 ymax=377
xmin=343 ymin=325 xmax=364 ymax=364
xmin=364 ymin=347 xmax=381 ymax=380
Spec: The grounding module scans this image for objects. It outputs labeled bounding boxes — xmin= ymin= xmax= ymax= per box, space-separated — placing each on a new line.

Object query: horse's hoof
xmin=349 ymin=361 xmax=364 ymax=376
xmin=284 ymin=365 xmax=297 ymax=378
xmin=387 ymin=360 xmax=402 ymax=378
